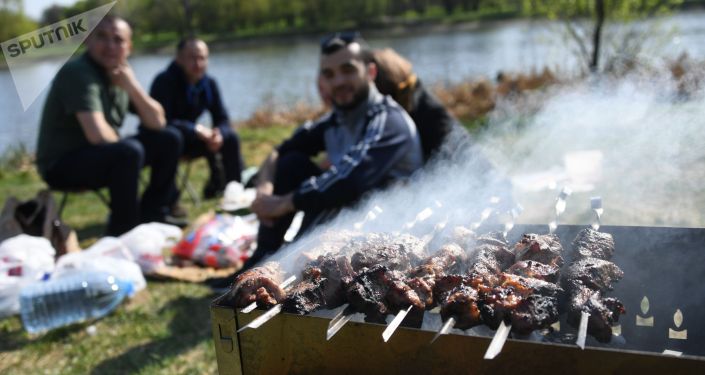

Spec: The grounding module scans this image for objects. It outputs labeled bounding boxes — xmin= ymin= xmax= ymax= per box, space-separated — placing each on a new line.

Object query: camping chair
xmin=53 ymin=188 xmax=110 ymax=220
xmin=178 ymin=157 xmax=201 ymax=208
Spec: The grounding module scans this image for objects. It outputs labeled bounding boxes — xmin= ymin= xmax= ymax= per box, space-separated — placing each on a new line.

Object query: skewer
xmin=382 ymin=305 xmax=414 ymax=342
xmin=237 ymin=304 xmax=283 ymax=333
xmin=240 ymin=275 xmax=297 ymax=314
xmin=430 ymin=316 xmax=456 ymax=344
xmin=576 ymin=311 xmax=589 ymax=349
xmin=590 ymin=196 xmax=603 ymax=231
xmin=484 ymin=320 xmax=512 ymax=359
xmin=326 ymin=304 xmax=355 ymax=341
xmin=548 ymin=186 xmax=571 ymax=234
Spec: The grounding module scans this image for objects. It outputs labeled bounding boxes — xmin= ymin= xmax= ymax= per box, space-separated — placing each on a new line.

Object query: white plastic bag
xmin=0 ymin=235 xmax=56 ymax=317
xmin=55 ymin=237 xmax=146 ymax=294
xmin=119 ymin=223 xmax=182 ymax=274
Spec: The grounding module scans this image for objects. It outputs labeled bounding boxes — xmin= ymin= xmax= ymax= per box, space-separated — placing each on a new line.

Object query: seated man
xmin=35 ymin=16 xmax=183 ymax=236
xmin=246 ymin=32 xmax=424 ymax=268
xmin=150 ymin=37 xmax=244 ymax=198
xmin=373 ymin=47 xmax=514 ymax=208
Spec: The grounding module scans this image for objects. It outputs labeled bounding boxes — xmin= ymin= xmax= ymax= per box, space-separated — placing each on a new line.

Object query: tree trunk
xmin=590 ymin=0 xmax=605 ymax=72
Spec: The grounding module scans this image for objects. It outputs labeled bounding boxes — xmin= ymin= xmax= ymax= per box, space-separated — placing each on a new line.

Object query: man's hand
xmin=250 ymin=192 xmax=294 ymax=226
xmin=195 ymin=125 xmax=224 ymax=153
xmin=109 ymin=63 xmax=138 ymax=91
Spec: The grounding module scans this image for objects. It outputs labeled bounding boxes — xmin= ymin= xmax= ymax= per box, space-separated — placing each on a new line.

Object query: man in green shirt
xmin=36 ymin=16 xmax=183 ymax=235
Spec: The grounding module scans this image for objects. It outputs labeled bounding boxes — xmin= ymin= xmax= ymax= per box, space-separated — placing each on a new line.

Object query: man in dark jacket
xmin=150 ymin=37 xmax=244 ymax=198
xmin=245 ymin=32 xmax=424 ymax=268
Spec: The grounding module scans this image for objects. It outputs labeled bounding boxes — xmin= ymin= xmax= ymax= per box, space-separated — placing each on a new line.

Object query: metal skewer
xmin=237 ymin=304 xmax=283 ymax=333
xmin=576 ymin=311 xmax=589 ymax=349
xmin=382 ymin=305 xmax=414 ymax=342
xmin=548 ymin=186 xmax=571 ymax=234
xmin=430 ymin=316 xmax=456 ymax=344
xmin=240 ymin=275 xmax=297 ymax=314
xmin=326 ymin=304 xmax=356 ymax=341
xmin=484 ymin=320 xmax=512 ymax=359
xmin=590 ymin=196 xmax=603 ymax=231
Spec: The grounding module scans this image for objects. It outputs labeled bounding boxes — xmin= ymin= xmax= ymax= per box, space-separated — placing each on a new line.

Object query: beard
xmin=332 ymin=82 xmax=370 ymax=111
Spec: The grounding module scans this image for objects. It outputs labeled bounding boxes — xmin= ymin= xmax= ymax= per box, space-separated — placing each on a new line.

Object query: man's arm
xmin=76 ymin=112 xmax=120 ymax=144
xmin=292 ymin=108 xmax=418 ymax=212
xmin=111 ymin=63 xmax=165 ymax=130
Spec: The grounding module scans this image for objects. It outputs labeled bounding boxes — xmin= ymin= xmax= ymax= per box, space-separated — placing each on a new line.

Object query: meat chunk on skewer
xmin=564 ymin=279 xmax=626 ymax=343
xmin=282 ymin=254 xmax=355 ymax=314
xmin=347 ymin=233 xmax=426 ymax=272
xmin=571 ymin=228 xmax=615 ymax=261
xmin=508 ymin=260 xmax=560 ymax=283
xmin=226 ymin=262 xmax=286 ymax=308
xmin=513 ymin=233 xmax=564 ymax=267
xmin=345 ymin=265 xmax=423 ymax=323
xmin=407 ymin=244 xmax=466 ymax=308
xmin=563 ymin=257 xmax=624 ymax=293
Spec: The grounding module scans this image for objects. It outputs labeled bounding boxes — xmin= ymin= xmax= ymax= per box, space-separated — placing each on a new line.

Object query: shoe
xmin=203 ymin=182 xmax=225 ymax=200
xmin=163 ymin=214 xmax=189 ymax=228
xmin=170 ymin=202 xmax=188 ymax=218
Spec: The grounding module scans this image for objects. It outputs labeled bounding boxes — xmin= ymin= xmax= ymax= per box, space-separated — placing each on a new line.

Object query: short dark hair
xmin=177 ymin=36 xmax=204 ymax=53
xmin=95 ymin=14 xmax=131 ymax=32
xmin=320 ymin=31 xmax=373 ymax=64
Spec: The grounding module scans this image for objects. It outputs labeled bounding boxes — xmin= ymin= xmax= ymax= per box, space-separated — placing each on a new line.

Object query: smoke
xmin=268 ymin=64 xmax=705 ymax=273
xmin=480 ymin=67 xmax=705 ymax=228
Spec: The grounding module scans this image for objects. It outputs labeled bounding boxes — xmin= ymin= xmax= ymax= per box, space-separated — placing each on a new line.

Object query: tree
xmin=528 ymin=0 xmax=683 ymax=73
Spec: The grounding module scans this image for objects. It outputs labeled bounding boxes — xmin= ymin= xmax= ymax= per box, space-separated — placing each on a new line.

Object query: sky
xmin=24 ymin=0 xmax=76 ymax=21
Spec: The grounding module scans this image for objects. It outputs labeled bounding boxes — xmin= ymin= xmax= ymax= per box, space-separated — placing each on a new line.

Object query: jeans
xmin=43 ymin=127 xmax=181 ymax=236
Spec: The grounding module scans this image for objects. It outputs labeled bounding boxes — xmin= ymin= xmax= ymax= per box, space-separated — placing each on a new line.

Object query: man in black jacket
xmin=150 ymin=37 xmax=244 ymax=198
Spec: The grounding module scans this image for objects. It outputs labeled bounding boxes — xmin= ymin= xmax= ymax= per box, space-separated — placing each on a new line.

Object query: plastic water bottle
xmin=19 ymin=271 xmax=134 ymax=334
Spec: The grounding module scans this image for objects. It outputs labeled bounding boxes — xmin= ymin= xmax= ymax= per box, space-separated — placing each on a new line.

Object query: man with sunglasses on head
xmin=244 ymin=32 xmax=424 ymax=269
xmin=35 ymin=16 xmax=184 ymax=236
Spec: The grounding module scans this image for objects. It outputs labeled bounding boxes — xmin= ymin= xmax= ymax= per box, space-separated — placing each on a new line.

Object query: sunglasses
xmin=320 ymin=31 xmax=362 ymax=53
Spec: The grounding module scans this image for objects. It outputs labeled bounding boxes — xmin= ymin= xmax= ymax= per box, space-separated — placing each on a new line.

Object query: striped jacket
xmin=280 ymin=87 xmax=423 ymax=212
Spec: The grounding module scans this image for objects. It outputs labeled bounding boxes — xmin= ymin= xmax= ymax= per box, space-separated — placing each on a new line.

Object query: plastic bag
xmin=0 ymin=234 xmax=55 ymax=317
xmin=172 ymin=214 xmax=257 ymax=268
xmin=54 ymin=237 xmax=146 ymax=294
xmin=119 ymin=223 xmax=182 ymax=274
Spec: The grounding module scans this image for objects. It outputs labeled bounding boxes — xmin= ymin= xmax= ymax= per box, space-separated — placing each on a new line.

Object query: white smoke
xmin=269 ymin=64 xmax=705 ymax=272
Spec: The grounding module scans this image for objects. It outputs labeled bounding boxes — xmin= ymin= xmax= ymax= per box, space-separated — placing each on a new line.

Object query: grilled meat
xmin=227 ymin=262 xmax=286 ymax=308
xmin=348 ymin=233 xmax=426 ymax=272
xmin=508 ymin=260 xmax=560 ymax=283
xmin=513 ymin=234 xmax=564 ymax=267
xmin=282 ymin=254 xmax=356 ymax=314
xmin=563 ymin=257 xmax=624 ymax=293
xmin=442 ymin=284 xmax=483 ymax=329
xmin=466 ymin=234 xmax=514 ymax=281
xmin=571 ymin=228 xmax=615 ymax=261
xmin=407 ymin=244 xmax=466 ymax=307
xmin=480 ymin=274 xmax=561 ymax=331
xmin=344 ymin=265 xmax=422 ymax=323
xmin=564 ymin=279 xmax=625 ymax=343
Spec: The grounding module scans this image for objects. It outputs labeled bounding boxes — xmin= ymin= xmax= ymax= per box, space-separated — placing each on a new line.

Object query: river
xmin=1 ymin=12 xmax=704 ymax=155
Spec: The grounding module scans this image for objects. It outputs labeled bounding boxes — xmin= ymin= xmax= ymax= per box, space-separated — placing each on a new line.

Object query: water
xmin=19 ymin=271 xmax=133 ymax=334
xmin=1 ymin=12 xmax=704 ymax=155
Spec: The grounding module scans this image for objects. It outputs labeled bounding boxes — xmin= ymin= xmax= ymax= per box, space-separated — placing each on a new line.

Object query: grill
xmin=210 ymin=224 xmax=705 ymax=374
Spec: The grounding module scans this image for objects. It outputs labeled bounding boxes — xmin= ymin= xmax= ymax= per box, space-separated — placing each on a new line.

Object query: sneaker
xmin=163 ymin=214 xmax=189 ymax=228
xmin=203 ymin=182 xmax=225 ymax=200
xmin=170 ymin=202 xmax=188 ymax=218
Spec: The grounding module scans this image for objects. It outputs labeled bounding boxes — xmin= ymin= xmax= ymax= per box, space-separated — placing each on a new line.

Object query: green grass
xmin=0 ymin=125 xmax=290 ymax=374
